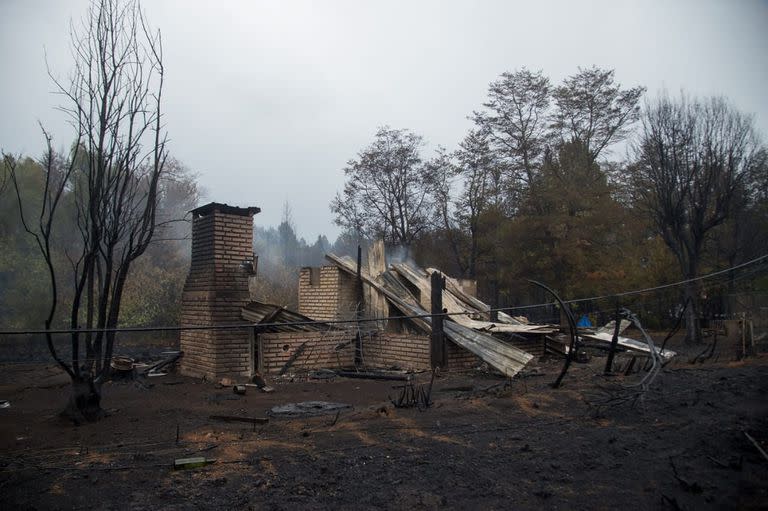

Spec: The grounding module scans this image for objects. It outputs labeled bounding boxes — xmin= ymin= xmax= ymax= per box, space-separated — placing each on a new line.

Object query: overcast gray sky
xmin=2 ymin=0 xmax=767 ymax=241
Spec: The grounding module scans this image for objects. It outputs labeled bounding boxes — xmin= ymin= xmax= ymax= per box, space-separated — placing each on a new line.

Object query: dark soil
xmin=1 ymin=339 xmax=766 ymax=510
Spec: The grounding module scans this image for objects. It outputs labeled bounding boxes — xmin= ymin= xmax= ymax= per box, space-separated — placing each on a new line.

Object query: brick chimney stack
xmin=179 ymin=202 xmax=260 ymax=379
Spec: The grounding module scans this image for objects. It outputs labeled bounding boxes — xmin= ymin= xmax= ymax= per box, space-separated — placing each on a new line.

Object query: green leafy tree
xmin=278 ymin=202 xmax=300 ymax=267
xmin=0 ymin=158 xmax=60 ymax=328
xmin=503 ymin=140 xmax=628 ymax=299
xmin=463 ymin=67 xmax=645 ymax=305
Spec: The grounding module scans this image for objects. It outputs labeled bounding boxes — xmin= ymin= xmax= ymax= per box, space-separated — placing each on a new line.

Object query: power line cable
xmin=498 ymin=253 xmax=768 ymax=312
xmin=0 ymin=253 xmax=765 ymax=337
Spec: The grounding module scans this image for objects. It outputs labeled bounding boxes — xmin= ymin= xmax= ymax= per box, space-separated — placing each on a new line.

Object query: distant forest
xmin=2 ymin=67 xmax=766 ymax=334
xmin=328 ymin=68 xmax=768 ymax=335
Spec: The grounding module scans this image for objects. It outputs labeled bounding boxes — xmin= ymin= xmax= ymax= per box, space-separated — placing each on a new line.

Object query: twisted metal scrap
xmin=621 ymin=309 xmax=661 ymax=394
xmin=586 ymin=308 xmax=663 ymax=413
xmin=389 ymin=369 xmax=435 ymax=410
xmin=528 ymin=280 xmax=578 ymax=388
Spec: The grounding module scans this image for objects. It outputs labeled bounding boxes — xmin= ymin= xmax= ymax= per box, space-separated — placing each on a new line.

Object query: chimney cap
xmin=191 ymin=202 xmax=261 ymax=218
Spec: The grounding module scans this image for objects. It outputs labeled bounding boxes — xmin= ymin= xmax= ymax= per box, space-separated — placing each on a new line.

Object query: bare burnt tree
xmin=6 ymin=0 xmax=167 ymax=422
xmin=552 ymin=66 xmax=645 ymax=162
xmin=711 ymin=148 xmax=768 ymax=309
xmin=631 ymin=94 xmax=764 ymax=343
xmin=331 ymin=126 xmax=431 ymax=247
xmin=0 ymin=158 xmax=8 ymax=194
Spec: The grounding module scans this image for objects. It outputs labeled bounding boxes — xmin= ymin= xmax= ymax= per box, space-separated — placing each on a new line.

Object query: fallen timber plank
xmin=174 ymin=457 xmax=215 ymax=470
xmin=209 ymin=415 xmax=269 ymax=425
xmin=444 ymin=322 xmax=534 ymax=363
xmin=336 ymin=371 xmax=411 ymax=381
xmin=142 ymin=351 xmax=183 ymax=375
xmin=444 ymin=322 xmax=534 ymax=376
xmin=427 ymin=268 xmax=527 ymax=326
xmin=744 ymin=431 xmax=768 ymax=462
xmin=325 ymin=254 xmax=534 ymax=378
xmin=279 ymin=341 xmax=308 ymax=375
xmin=366 ymin=240 xmax=389 ymax=321
xmin=326 ymin=254 xmax=431 ymax=332
xmin=395 ymin=264 xmax=555 ymax=335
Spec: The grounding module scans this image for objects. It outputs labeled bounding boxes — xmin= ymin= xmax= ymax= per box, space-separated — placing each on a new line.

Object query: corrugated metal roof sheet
xmin=392 ymin=263 xmax=557 ymax=335
xmin=325 ymin=253 xmax=535 ymax=377
xmin=241 ymin=301 xmax=334 ymax=332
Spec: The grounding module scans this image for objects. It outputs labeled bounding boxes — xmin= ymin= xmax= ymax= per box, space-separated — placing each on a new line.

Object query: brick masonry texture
xmin=297 ymin=265 xmax=485 ymax=371
xmin=257 ymin=331 xmax=476 ymax=374
xmin=445 ymin=340 xmax=483 ymax=370
xmin=359 ymin=333 xmax=481 ymax=372
xmin=259 ymin=331 xmax=482 ymax=374
xmin=362 ymin=333 xmax=431 ymax=371
xmin=259 ymin=330 xmax=354 ymax=373
xmin=181 ymin=212 xmax=488 ymax=378
xmin=180 ymin=206 xmax=256 ymax=380
xmin=506 ymin=336 xmax=545 ymax=358
xmin=298 ymin=266 xmax=360 ymax=322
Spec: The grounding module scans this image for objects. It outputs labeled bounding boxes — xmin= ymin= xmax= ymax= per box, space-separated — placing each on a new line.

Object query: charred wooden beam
xmin=337 ymin=370 xmax=410 ymax=381
xmin=430 ymin=271 xmax=446 ymax=369
xmin=279 ymin=342 xmax=307 ymax=375
xmin=355 ymin=245 xmax=364 ymax=367
xmin=209 ymin=415 xmax=269 ymax=425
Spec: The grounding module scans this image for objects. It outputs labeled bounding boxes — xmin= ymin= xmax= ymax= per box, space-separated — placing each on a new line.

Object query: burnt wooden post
xmin=248 ymin=327 xmax=257 ymax=378
xmin=489 ymin=278 xmax=499 ymax=322
xmin=354 ymin=245 xmax=365 ymax=367
xmin=604 ymin=300 xmax=621 ymax=374
xmin=430 ymin=271 xmax=446 ymax=368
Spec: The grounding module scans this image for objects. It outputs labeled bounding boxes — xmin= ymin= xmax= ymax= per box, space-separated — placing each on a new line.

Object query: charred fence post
xmin=354 ymin=245 xmax=365 ymax=367
xmin=489 ymin=277 xmax=499 ymax=323
xmin=604 ymin=299 xmax=621 ymax=374
xmin=430 ymin=271 xmax=446 ymax=369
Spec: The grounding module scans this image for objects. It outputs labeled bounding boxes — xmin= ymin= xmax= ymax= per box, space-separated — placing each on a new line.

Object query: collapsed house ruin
xmin=177 ymin=202 xmax=549 ymax=380
xmin=179 ymin=202 xmax=677 ymax=381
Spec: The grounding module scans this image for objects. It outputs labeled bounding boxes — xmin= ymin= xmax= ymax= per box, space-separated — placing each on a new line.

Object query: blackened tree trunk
xmin=63 ymin=378 xmax=104 ymax=424
xmin=683 ymin=279 xmax=701 ymax=345
xmin=631 ymin=93 xmax=764 ymax=343
xmin=5 ymin=0 xmax=168 ymax=421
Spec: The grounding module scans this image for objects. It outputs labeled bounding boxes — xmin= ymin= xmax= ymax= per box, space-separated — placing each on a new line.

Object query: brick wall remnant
xmin=256 ymin=331 xmax=471 ymax=375
xmin=362 ymin=333 xmax=431 ymax=371
xmin=445 ymin=340 xmax=483 ymax=370
xmin=258 ymin=331 xmax=355 ymax=374
xmin=179 ymin=202 xmax=260 ymax=380
xmin=298 ymin=265 xmax=358 ymax=322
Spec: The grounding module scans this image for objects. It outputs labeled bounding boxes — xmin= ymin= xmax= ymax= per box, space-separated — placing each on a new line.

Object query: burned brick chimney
xmin=179 ymin=202 xmax=260 ymax=379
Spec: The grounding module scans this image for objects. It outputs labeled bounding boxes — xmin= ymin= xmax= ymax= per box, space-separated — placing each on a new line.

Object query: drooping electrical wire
xmin=0 ymin=253 xmax=765 ymax=337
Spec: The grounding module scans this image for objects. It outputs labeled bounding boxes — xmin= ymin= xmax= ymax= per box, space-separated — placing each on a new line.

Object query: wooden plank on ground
xmin=209 ymin=415 xmax=269 ymax=424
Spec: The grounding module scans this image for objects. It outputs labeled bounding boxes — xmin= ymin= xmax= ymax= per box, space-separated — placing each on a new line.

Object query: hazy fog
xmin=2 ymin=0 xmax=766 ymax=240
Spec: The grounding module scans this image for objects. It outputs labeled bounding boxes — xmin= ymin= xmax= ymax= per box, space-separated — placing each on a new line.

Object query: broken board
xmin=325 ymin=253 xmax=534 ymax=378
